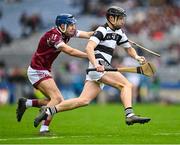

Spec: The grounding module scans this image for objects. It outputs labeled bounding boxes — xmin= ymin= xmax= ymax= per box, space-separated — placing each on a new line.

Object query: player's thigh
xmin=100 ymin=72 xmax=132 ymax=89
xmin=79 ymin=81 xmax=101 ymax=103
xmin=36 ymin=78 xmax=63 ymax=101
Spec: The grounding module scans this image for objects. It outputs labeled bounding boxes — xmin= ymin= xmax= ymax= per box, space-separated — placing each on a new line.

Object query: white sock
xmin=127 ymin=113 xmax=135 ymax=118
xmin=46 ymin=108 xmax=51 ymax=116
xmin=25 ymin=99 xmax=32 ymax=108
xmin=40 ymin=125 xmax=49 ymax=132
xmin=46 ymin=107 xmax=57 ymax=116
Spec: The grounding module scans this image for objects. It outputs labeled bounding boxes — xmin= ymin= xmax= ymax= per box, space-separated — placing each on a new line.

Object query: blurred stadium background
xmin=0 ymin=0 xmax=180 ymax=107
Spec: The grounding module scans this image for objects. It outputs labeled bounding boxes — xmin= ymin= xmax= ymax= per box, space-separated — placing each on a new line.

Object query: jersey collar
xmin=104 ymin=23 xmax=120 ymax=31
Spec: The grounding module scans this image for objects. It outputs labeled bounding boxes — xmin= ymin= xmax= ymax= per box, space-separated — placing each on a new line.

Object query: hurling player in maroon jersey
xmin=16 ymin=14 xmax=93 ymax=134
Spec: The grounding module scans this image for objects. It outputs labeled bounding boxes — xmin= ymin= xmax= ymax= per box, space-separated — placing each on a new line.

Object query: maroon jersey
xmin=30 ymin=27 xmax=73 ymax=71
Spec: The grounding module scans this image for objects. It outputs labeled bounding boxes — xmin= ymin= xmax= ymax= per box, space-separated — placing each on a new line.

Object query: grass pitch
xmin=0 ymin=103 xmax=180 ymax=144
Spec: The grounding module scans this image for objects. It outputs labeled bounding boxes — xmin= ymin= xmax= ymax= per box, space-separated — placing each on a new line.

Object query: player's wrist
xmin=135 ymin=55 xmax=146 ymax=65
xmin=94 ymin=63 xmax=99 ymax=68
xmin=134 ymin=55 xmax=140 ymax=60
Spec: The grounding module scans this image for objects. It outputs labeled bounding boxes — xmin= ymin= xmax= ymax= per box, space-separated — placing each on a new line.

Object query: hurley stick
xmin=129 ymin=40 xmax=160 ymax=57
xmin=86 ymin=62 xmax=156 ymax=77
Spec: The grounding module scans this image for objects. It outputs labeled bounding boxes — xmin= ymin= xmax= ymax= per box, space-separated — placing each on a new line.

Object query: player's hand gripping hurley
xmin=86 ymin=62 xmax=156 ymax=77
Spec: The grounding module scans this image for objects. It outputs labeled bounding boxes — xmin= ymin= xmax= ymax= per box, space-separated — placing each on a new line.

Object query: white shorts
xmin=85 ymin=60 xmax=107 ymax=90
xmin=27 ymin=66 xmax=52 ymax=88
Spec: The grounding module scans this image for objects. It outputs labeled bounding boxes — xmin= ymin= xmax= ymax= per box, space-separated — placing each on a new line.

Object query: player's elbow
xmin=85 ymin=44 xmax=94 ymax=53
xmin=88 ymin=31 xmax=94 ymax=38
xmin=85 ymin=41 xmax=97 ymax=52
xmin=68 ymin=48 xmax=76 ymax=56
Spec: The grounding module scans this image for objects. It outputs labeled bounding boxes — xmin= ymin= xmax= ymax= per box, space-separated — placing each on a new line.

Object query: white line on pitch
xmin=0 ymin=136 xmax=62 ymax=141
xmin=0 ymin=135 xmax=95 ymax=141
xmin=0 ymin=134 xmax=118 ymax=141
xmin=153 ymin=132 xmax=180 ymax=136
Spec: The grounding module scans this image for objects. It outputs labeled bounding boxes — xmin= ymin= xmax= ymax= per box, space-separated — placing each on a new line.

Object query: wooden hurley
xmin=86 ymin=62 xmax=156 ymax=77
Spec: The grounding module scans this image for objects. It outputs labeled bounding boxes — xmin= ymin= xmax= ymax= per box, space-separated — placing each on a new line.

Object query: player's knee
xmin=50 ymin=96 xmax=62 ymax=104
xmin=126 ymin=82 xmax=133 ymax=89
xmin=55 ymin=97 xmax=62 ymax=104
xmin=117 ymin=82 xmax=132 ymax=90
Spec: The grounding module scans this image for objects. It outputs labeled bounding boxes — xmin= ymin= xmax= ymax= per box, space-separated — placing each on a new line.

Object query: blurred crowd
xmin=0 ymin=0 xmax=43 ymax=48
xmin=0 ymin=28 xmax=13 ymax=48
xmin=19 ymin=12 xmax=43 ymax=38
xmin=84 ymin=0 xmax=180 ymax=67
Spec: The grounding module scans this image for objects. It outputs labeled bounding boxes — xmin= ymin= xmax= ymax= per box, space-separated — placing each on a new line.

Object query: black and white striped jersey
xmin=89 ymin=23 xmax=131 ymax=65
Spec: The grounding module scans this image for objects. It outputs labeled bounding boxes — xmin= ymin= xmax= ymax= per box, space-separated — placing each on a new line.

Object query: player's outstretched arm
xmin=78 ymin=31 xmax=94 ymax=39
xmin=125 ymin=47 xmax=146 ymax=64
xmin=60 ymin=43 xmax=87 ymax=58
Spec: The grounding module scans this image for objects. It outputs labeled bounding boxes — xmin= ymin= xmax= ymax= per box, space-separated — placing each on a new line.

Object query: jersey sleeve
xmin=74 ymin=30 xmax=80 ymax=37
xmin=117 ymin=32 xmax=131 ymax=48
xmin=89 ymin=26 xmax=106 ymax=44
xmin=47 ymin=33 xmax=65 ymax=49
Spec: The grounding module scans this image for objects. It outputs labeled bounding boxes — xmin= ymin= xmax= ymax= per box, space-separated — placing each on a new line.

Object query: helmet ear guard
xmin=58 ymin=24 xmax=67 ymax=33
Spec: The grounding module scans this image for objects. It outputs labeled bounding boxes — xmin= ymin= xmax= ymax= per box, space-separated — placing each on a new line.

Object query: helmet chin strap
xmin=58 ymin=24 xmax=67 ymax=33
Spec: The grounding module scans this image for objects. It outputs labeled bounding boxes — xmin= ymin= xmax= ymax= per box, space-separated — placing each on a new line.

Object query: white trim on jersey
xmin=89 ymin=36 xmax=100 ymax=44
xmin=75 ymin=30 xmax=81 ymax=37
xmin=54 ymin=41 xmax=65 ymax=49
xmin=121 ymin=42 xmax=131 ymax=48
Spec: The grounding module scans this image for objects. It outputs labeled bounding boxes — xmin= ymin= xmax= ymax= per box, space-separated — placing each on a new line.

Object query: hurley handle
xmin=86 ymin=68 xmax=118 ymax=74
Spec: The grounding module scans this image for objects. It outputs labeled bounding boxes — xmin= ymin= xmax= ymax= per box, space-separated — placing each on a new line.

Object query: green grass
xmin=0 ymin=103 xmax=180 ymax=144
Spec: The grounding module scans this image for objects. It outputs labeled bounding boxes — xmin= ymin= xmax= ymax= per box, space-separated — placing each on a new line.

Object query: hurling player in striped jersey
xmin=34 ymin=6 xmax=151 ymax=129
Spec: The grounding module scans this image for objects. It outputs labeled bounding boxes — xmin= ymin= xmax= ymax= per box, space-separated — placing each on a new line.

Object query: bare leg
xmin=33 ymin=81 xmax=101 ymax=127
xmin=35 ymin=78 xmax=64 ymax=132
xmin=55 ymin=81 xmax=101 ymax=112
xmin=34 ymin=73 xmax=150 ymax=127
xmin=36 ymin=79 xmax=64 ymax=106
xmin=100 ymin=72 xmax=150 ymax=125
xmin=100 ymin=72 xmax=133 ymax=108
